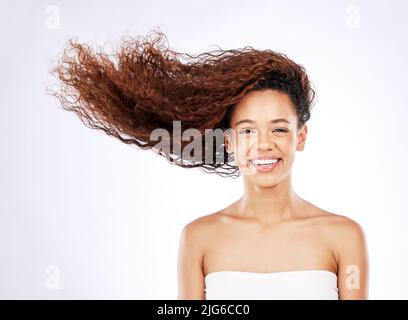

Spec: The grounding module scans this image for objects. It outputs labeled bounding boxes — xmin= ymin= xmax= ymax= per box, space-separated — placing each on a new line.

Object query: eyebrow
xmin=234 ymin=119 xmax=291 ymax=127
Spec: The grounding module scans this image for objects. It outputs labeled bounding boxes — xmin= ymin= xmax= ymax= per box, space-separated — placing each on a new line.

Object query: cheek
xmin=278 ymin=133 xmax=297 ymax=149
xmin=235 ymin=140 xmax=250 ymax=166
xmin=232 ymin=136 xmax=251 ymax=168
xmin=279 ymin=140 xmax=295 ymax=154
xmin=278 ymin=139 xmax=298 ymax=165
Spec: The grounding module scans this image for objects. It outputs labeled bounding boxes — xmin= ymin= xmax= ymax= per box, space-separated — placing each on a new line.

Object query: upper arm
xmin=334 ymin=218 xmax=369 ymax=300
xmin=177 ymin=220 xmax=206 ymax=300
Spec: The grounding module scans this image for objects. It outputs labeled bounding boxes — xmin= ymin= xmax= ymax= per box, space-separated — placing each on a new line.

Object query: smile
xmin=248 ymin=158 xmax=282 ymax=173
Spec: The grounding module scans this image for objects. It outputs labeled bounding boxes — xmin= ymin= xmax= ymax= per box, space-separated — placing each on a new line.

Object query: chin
xmin=251 ymin=176 xmax=281 ymax=188
xmin=244 ymin=165 xmax=289 ymax=186
xmin=240 ymin=170 xmax=280 ymax=186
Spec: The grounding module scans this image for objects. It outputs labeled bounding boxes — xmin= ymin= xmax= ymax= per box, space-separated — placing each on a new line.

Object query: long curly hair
xmin=50 ymin=29 xmax=316 ymax=178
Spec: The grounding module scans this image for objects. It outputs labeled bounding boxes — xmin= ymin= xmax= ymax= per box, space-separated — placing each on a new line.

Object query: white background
xmin=0 ymin=0 xmax=407 ymax=299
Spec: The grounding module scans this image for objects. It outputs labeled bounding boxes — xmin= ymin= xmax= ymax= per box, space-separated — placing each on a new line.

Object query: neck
xmin=237 ymin=174 xmax=301 ymax=224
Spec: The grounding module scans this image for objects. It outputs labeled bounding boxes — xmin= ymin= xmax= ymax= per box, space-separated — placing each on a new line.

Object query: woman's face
xmin=225 ymin=89 xmax=307 ymax=187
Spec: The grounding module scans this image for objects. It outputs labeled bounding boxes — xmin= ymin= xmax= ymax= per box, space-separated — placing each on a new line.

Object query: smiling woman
xmin=225 ymin=89 xmax=305 ymax=179
xmin=51 ymin=29 xmax=369 ymax=300
xmin=178 ymin=88 xmax=369 ymax=300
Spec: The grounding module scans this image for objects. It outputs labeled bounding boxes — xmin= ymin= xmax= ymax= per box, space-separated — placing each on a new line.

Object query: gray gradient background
xmin=0 ymin=0 xmax=407 ymax=299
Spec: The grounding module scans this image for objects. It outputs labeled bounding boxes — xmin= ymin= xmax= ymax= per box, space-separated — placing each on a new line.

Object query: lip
xmin=248 ymin=158 xmax=282 ymax=173
xmin=249 ymin=155 xmax=281 ymax=160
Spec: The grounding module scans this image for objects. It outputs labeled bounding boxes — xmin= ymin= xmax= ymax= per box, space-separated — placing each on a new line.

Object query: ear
xmin=296 ymin=124 xmax=307 ymax=151
xmin=224 ymin=130 xmax=234 ymax=154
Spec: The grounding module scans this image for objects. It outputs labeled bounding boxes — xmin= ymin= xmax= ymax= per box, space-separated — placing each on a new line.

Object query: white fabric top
xmin=204 ymin=269 xmax=339 ymax=300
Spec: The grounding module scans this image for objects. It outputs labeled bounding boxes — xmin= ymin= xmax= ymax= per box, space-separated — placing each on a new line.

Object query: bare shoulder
xmin=314 ymin=209 xmax=365 ymax=238
xmin=183 ymin=211 xmax=223 ymax=229
xmin=324 ymin=212 xmax=367 ymax=251
xmin=309 ymin=208 xmax=369 ymax=298
xmin=300 ymin=204 xmax=369 ymax=298
xmin=180 ymin=212 xmax=223 ymax=244
xmin=303 ymin=203 xmax=365 ymax=235
xmin=307 ymin=206 xmax=367 ymax=258
xmin=177 ymin=213 xmax=224 ymax=299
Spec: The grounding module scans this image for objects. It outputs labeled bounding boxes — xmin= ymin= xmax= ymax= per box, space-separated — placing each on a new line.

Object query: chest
xmin=203 ymin=222 xmax=335 ymax=274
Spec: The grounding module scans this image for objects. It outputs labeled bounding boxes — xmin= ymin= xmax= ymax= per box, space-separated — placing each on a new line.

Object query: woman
xmin=177 ymin=88 xmax=369 ymax=300
xmin=51 ymin=30 xmax=369 ymax=300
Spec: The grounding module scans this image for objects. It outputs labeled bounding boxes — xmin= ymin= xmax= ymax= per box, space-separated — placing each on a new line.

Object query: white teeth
xmin=251 ymin=158 xmax=279 ymax=165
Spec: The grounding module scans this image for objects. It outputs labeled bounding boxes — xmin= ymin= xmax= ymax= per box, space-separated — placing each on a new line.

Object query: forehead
xmin=231 ymin=89 xmax=296 ymax=126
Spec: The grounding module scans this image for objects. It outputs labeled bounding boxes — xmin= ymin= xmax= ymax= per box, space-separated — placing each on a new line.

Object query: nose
xmin=256 ymin=128 xmax=274 ymax=151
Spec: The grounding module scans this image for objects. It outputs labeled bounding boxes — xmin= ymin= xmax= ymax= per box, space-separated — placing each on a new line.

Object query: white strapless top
xmin=204 ymin=269 xmax=339 ymax=300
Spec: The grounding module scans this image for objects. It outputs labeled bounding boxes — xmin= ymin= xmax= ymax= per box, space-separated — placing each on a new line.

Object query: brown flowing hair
xmin=50 ymin=29 xmax=316 ymax=178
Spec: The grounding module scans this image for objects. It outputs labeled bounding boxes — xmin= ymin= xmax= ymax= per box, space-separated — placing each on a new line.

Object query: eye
xmin=239 ymin=128 xmax=255 ymax=135
xmin=272 ymin=128 xmax=289 ymax=136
